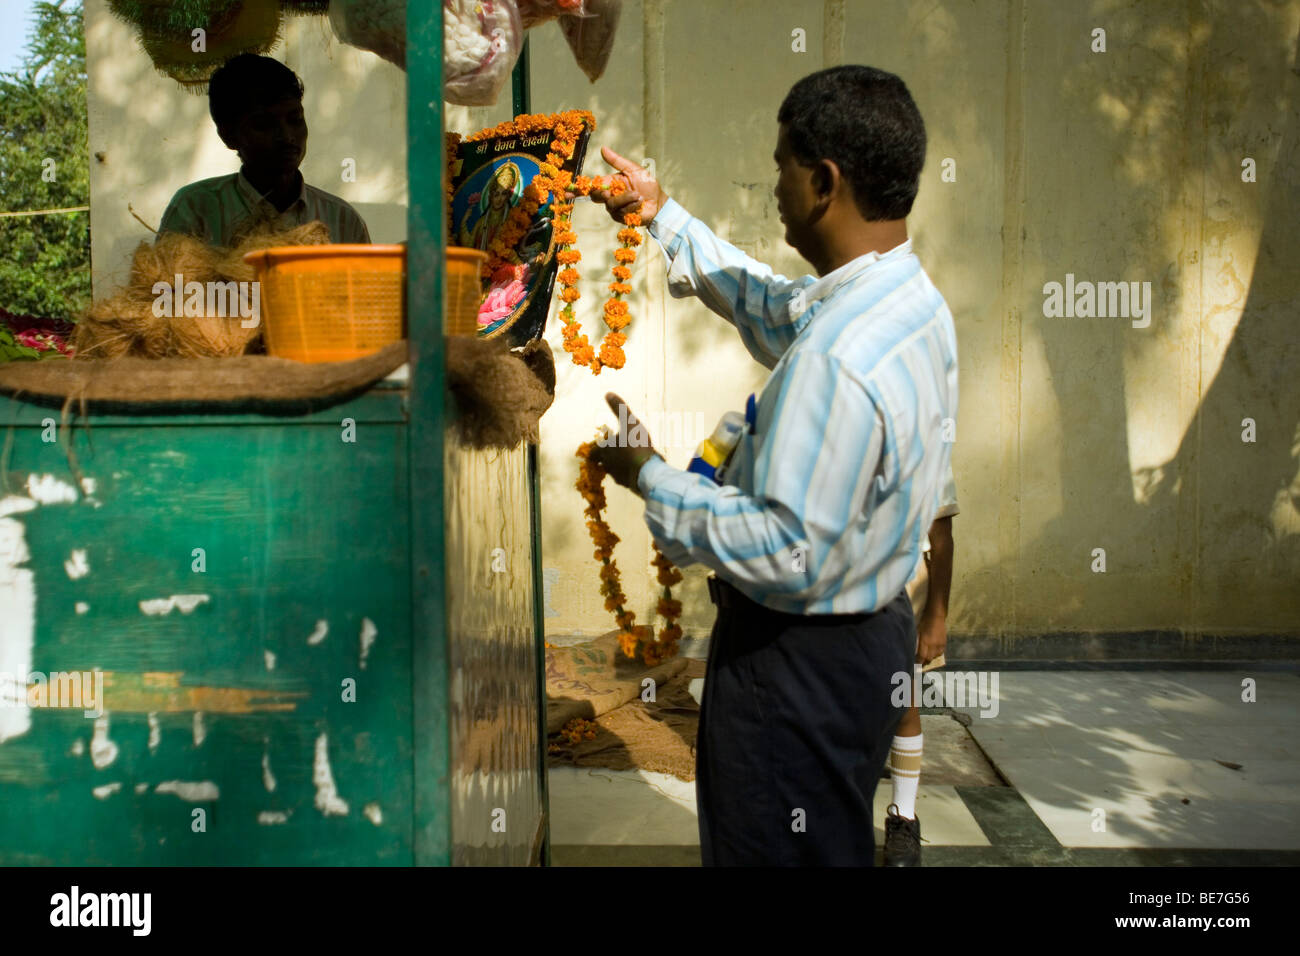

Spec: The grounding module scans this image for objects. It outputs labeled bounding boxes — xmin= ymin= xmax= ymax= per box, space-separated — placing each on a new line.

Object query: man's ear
xmin=813 ymin=158 xmax=841 ymax=201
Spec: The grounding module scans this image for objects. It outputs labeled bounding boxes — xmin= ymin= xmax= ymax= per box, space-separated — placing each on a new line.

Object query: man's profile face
xmin=222 ymin=96 xmax=308 ymax=177
xmin=773 ymin=124 xmax=816 ymax=255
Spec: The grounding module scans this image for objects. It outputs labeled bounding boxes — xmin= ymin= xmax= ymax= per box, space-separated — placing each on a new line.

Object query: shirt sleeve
xmin=156 ymin=190 xmax=204 ymax=242
xmin=935 ymin=464 xmax=959 ymax=519
xmin=648 ymin=197 xmax=816 ymax=370
xmin=339 ymin=204 xmax=371 ymax=244
xmin=637 ymin=349 xmax=885 ymax=605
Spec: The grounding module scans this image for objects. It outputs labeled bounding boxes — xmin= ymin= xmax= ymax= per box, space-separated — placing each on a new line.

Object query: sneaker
xmin=883 ymin=804 xmax=921 ymax=867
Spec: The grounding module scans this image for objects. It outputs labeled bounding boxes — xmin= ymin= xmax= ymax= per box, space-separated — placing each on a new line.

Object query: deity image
xmin=458 ymin=160 xmax=524 ymax=252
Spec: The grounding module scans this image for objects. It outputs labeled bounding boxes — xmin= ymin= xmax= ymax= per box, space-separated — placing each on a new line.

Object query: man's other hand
xmin=591 ymin=392 xmax=660 ymax=493
xmin=586 ymin=147 xmax=667 ymax=226
xmin=916 ymin=615 xmax=947 ymax=667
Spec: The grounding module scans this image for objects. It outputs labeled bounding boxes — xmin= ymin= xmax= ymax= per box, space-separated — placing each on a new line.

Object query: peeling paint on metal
xmin=92 ymin=782 xmax=121 ymax=799
xmin=312 ymin=733 xmax=349 ymax=816
xmin=0 ymin=496 xmax=36 ymax=745
xmin=147 ymin=712 xmax=160 ymax=751
xmin=64 ymin=549 xmax=89 ymax=580
xmin=25 ymin=474 xmax=77 ymax=504
xmin=262 ymin=749 xmax=276 ymax=792
xmin=75 ymin=601 xmax=89 ymax=615
xmin=257 ymin=810 xmax=290 ymax=825
xmin=359 ymin=618 xmax=377 ymax=670
xmin=306 ymin=620 xmax=328 ymax=645
xmin=363 ymin=802 xmax=383 ymax=826
xmin=192 ymin=711 xmax=207 ymax=746
xmin=90 ymin=715 xmax=118 ymax=769
xmin=98 ymin=672 xmax=303 ymax=714
xmin=155 ymin=780 xmax=219 ymax=801
xmin=139 ymin=594 xmax=210 ymax=616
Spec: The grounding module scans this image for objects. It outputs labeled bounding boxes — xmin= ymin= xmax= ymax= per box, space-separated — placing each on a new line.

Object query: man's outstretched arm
xmin=587 ymin=147 xmax=814 ymax=369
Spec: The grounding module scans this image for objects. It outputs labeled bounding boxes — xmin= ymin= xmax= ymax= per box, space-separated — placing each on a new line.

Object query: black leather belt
xmin=707 ymin=574 xmax=746 ymax=610
xmin=707 ymin=575 xmax=875 ymax=622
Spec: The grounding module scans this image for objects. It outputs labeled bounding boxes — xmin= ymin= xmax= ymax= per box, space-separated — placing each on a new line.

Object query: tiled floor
xmin=548 ymin=671 xmax=1300 ymax=866
xmin=549 ymin=714 xmax=998 ymax=866
xmin=957 ymin=672 xmax=1300 ymax=851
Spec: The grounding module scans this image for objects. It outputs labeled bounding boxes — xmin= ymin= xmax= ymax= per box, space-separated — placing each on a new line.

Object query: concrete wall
xmin=529 ymin=0 xmax=1300 ymax=651
xmin=86 ymin=0 xmax=1300 ymax=652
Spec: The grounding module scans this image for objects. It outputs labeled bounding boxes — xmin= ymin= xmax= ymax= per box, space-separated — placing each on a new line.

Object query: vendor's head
xmin=208 ymin=54 xmax=308 ymax=180
xmin=774 ymin=66 xmax=925 ymax=262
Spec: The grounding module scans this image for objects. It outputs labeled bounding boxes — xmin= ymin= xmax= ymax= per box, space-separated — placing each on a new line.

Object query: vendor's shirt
xmin=637 ymin=197 xmax=958 ymax=615
xmin=156 ymin=169 xmax=371 ymax=247
xmin=905 ymin=465 xmax=960 ymax=621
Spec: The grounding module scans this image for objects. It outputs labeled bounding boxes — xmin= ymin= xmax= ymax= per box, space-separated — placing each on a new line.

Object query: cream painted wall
xmin=529 ymin=0 xmax=1300 ymax=644
xmin=86 ymin=0 xmax=1300 ymax=645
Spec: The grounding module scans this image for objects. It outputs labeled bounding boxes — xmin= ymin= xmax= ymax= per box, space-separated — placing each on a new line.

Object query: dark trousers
xmin=696 ymin=577 xmax=915 ymax=866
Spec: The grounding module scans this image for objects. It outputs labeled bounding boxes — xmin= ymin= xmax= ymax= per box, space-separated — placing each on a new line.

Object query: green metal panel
xmin=0 ymin=392 xmax=415 ymax=865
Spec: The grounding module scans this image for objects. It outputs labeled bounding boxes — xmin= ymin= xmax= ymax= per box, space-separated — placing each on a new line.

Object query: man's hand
xmin=916 ymin=614 xmax=947 ymax=666
xmin=590 ymin=392 xmax=660 ymax=494
xmin=585 ymin=147 xmax=668 ymax=226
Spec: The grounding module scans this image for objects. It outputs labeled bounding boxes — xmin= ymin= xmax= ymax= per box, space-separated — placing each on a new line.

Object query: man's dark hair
xmin=208 ymin=54 xmax=305 ymax=131
xmin=777 ymin=65 xmax=926 ymax=221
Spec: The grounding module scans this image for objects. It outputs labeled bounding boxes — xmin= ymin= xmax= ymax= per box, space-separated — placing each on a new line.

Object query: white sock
xmin=889 ymin=733 xmax=923 ymax=819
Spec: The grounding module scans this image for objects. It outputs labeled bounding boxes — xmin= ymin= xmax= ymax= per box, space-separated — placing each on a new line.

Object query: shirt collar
xmin=801 ymin=238 xmax=913 ymax=311
xmin=236 ymin=168 xmax=307 ymax=213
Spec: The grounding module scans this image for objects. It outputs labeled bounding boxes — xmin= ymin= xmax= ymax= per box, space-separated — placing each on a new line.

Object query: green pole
xmin=407 ymin=0 xmax=451 ymax=867
xmin=511 ymin=37 xmax=551 ymax=868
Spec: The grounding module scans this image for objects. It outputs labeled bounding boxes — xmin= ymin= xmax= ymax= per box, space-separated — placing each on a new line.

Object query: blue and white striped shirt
xmin=636 ymin=198 xmax=958 ymax=615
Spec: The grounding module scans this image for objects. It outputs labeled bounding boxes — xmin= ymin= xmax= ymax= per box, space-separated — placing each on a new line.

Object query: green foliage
xmin=0 ymin=1 xmax=91 ymax=321
xmin=0 ymin=325 xmax=43 ymax=361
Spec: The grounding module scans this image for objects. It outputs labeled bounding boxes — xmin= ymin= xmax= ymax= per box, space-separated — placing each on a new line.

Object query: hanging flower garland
xmin=575 ymin=439 xmax=683 ymax=666
xmin=447 ymin=110 xmax=644 ymax=375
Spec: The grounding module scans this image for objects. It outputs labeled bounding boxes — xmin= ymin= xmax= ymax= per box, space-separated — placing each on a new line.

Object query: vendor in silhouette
xmin=158 ymin=54 xmax=370 ymax=247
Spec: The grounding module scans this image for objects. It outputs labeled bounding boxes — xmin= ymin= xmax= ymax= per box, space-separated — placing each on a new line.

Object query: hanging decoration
xmin=448 ymin=110 xmax=644 ymax=372
xmin=575 ymin=439 xmax=683 ymax=666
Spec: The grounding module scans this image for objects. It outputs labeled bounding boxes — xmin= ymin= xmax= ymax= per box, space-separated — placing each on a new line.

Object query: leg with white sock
xmin=884 ymin=703 xmax=924 ymax=866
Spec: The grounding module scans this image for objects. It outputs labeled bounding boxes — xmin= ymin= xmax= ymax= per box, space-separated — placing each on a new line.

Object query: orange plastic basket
xmin=243 ymin=244 xmax=405 ymax=363
xmin=446 ymin=247 xmax=489 ymax=336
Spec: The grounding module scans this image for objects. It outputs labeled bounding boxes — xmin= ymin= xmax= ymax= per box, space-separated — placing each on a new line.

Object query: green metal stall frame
xmin=0 ymin=0 xmax=549 ymax=867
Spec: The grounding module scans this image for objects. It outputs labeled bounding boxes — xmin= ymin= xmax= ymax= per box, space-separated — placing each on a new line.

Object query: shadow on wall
xmin=953 ymin=0 xmax=1299 ymax=639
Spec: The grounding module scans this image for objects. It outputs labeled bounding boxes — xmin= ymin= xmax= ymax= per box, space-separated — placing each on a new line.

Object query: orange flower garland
xmin=449 ymin=110 xmax=644 ymax=374
xmin=576 ymin=439 xmax=684 ymax=666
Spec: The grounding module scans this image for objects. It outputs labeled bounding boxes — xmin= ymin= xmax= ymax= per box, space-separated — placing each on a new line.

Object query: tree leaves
xmin=0 ymin=1 xmax=91 ymax=321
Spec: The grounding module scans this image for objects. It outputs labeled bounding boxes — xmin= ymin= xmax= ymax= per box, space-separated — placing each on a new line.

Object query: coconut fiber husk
xmin=74 ymin=221 xmax=331 ymax=361
xmin=0 ymin=341 xmax=409 ymax=414
xmin=446 ymin=335 xmax=556 ymax=449
xmin=547 ymin=666 xmax=706 ymax=783
xmin=1 ymin=335 xmax=558 ymax=446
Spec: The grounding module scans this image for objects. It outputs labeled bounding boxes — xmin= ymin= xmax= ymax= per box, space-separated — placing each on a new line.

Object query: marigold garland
xmin=448 ymin=110 xmax=645 ymax=375
xmin=576 ymin=439 xmax=684 ymax=666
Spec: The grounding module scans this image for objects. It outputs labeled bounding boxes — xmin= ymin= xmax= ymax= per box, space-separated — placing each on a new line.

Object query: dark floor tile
xmin=956 ymin=785 xmax=1060 ymax=848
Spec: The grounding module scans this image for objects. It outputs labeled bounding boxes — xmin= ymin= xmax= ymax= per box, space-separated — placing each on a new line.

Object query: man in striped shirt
xmin=588 ymin=66 xmax=958 ymax=866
